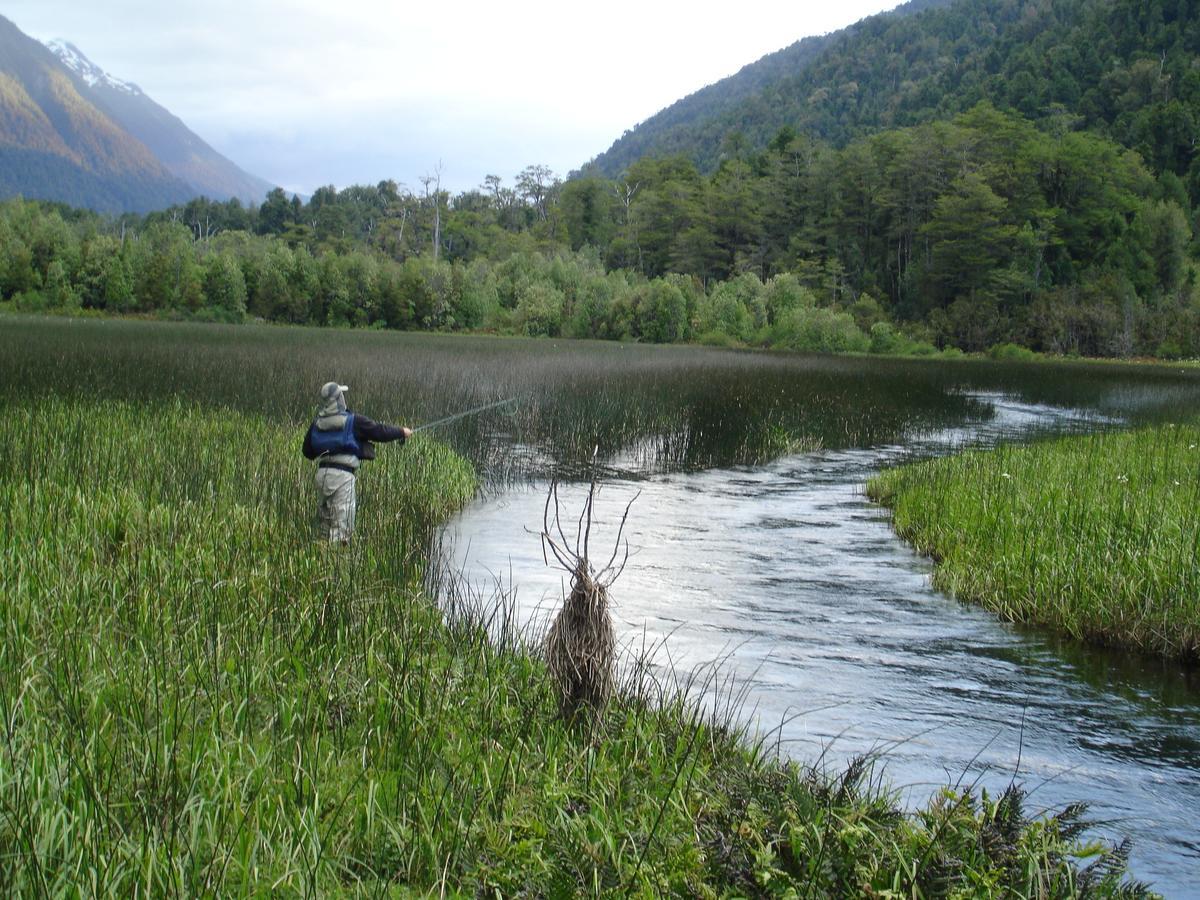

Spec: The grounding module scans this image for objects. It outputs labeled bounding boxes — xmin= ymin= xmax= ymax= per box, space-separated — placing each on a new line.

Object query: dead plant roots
xmin=539 ymin=474 xmax=637 ymax=723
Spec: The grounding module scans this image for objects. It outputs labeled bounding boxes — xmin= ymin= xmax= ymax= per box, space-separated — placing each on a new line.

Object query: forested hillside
xmin=589 ymin=0 xmax=952 ymax=176
xmin=3 ymin=0 xmax=1197 ymax=359
xmin=0 ymin=16 xmax=195 ymax=212
xmin=45 ymin=39 xmax=275 ymax=204
xmin=3 ymin=97 xmax=1196 ymax=359
xmin=590 ymin=0 xmax=1200 ymax=203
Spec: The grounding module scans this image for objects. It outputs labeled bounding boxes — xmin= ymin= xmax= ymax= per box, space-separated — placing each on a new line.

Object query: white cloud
xmin=5 ymin=0 xmax=903 ymax=193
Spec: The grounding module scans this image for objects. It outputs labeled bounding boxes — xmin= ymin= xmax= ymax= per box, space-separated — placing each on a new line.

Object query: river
xmin=447 ymin=392 xmax=1200 ymax=895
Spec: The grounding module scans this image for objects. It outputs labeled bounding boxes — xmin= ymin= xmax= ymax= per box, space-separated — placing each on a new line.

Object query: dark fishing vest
xmin=309 ymin=411 xmax=362 ymax=471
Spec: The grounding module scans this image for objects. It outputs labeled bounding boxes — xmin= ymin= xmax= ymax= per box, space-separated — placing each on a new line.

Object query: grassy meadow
xmin=868 ymin=424 xmax=1200 ymax=662
xmin=0 ymin=315 xmax=1161 ymax=895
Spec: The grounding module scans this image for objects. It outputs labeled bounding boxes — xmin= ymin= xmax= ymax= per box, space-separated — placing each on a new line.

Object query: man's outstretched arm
xmin=354 ymin=414 xmax=410 ymax=443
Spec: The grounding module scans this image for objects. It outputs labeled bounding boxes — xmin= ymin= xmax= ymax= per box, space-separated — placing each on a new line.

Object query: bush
xmin=456 ymin=262 xmax=499 ymax=330
xmin=515 ymin=281 xmax=565 ymax=336
xmin=1156 ymin=340 xmax=1184 ymax=360
xmin=568 ymin=275 xmax=618 ymax=339
xmin=763 ymin=272 xmax=816 ymax=324
xmin=11 ymin=289 xmax=48 ymax=312
xmin=192 ymin=305 xmax=245 ymax=325
xmin=771 ymin=306 xmax=869 ymax=353
xmin=696 ymin=329 xmax=741 ymax=348
xmin=869 ymin=321 xmax=903 ymax=354
xmin=694 ymin=273 xmax=766 ymax=342
xmin=851 ymin=293 xmax=887 ymax=332
xmin=634 ymin=279 xmax=688 ymax=343
xmin=987 ymin=342 xmax=1038 ymax=361
xmin=868 ymin=322 xmax=942 ymax=357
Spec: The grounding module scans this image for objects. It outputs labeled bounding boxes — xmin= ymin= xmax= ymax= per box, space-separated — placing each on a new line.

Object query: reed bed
xmin=7 ymin=314 xmax=1200 ymax=481
xmin=868 ymin=424 xmax=1200 ymax=662
xmin=0 ymin=315 xmax=1000 ymax=478
xmin=0 ymin=315 xmax=1155 ymax=894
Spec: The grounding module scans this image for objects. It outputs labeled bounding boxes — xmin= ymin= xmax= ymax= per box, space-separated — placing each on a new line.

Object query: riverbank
xmin=868 ymin=423 xmax=1200 ymax=663
xmin=0 ymin=396 xmax=1151 ymax=894
xmin=9 ymin=305 xmax=1200 ymax=370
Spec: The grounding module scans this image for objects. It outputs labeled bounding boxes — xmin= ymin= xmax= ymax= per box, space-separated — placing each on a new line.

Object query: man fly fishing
xmin=303 ymin=381 xmax=412 ymax=542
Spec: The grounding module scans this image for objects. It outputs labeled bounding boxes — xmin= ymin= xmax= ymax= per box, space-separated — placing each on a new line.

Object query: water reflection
xmin=448 ymin=395 xmax=1200 ymax=894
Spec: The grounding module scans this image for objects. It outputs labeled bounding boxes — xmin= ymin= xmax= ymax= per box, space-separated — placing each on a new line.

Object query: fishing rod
xmin=411 ymin=397 xmax=517 ymax=434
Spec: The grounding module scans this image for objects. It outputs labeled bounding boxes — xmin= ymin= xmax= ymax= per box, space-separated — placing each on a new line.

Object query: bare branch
xmin=599 ymin=490 xmax=641 ymax=582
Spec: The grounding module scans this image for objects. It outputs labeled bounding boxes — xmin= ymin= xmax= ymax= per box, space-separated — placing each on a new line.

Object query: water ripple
xmin=448 ymin=395 xmax=1200 ymax=893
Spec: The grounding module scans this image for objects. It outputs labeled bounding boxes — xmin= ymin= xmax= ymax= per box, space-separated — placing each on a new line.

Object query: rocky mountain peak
xmin=44 ymin=38 xmax=143 ymax=96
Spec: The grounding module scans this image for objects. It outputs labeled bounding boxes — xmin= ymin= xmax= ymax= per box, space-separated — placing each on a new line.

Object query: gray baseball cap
xmin=320 ymin=382 xmax=349 ymax=401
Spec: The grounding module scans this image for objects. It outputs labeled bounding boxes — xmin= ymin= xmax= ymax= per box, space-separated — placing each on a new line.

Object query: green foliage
xmin=988 ymin=342 xmax=1040 ymax=362
xmin=567 ymin=270 xmax=622 ymax=339
xmin=515 ymin=280 xmax=565 ymax=336
xmin=202 ymin=252 xmax=247 ymax=318
xmin=4 ymin=86 xmax=1198 ymax=361
xmin=923 ymin=172 xmax=1018 ymax=305
xmin=639 ymin=278 xmax=690 ymax=343
xmin=700 ymin=273 xmax=763 ymax=341
xmin=868 ymin=321 xmax=938 ymax=356
xmin=695 ymin=328 xmax=742 ymax=348
xmin=610 ymin=278 xmax=690 ymax=343
xmin=0 ymin=317 xmax=1153 ymax=895
xmin=559 ymin=176 xmax=617 ymax=250
xmin=763 ymin=272 xmax=817 ymax=325
xmin=591 ymin=0 xmax=1200 ymax=213
xmin=770 ymin=306 xmax=871 ymax=354
xmin=869 ymin=423 xmax=1200 ymax=660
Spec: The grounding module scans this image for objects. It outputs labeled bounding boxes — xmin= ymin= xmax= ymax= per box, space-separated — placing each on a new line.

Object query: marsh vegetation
xmin=868 ymin=424 xmax=1200 ymax=660
xmin=4 ymin=314 xmax=1197 ymax=894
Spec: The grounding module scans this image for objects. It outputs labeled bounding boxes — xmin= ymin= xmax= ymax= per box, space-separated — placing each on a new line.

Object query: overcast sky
xmin=6 ymin=1 xmax=902 ymax=196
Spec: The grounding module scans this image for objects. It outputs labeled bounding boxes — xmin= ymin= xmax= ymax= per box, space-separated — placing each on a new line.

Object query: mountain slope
xmin=46 ymin=39 xmax=274 ymax=205
xmin=0 ymin=14 xmax=194 ymax=212
xmin=589 ymin=0 xmax=1200 ymax=185
xmin=0 ymin=70 xmax=76 ymax=158
xmin=587 ymin=0 xmax=955 ymax=176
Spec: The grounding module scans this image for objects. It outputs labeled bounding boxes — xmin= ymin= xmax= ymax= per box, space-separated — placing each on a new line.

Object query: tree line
xmin=592 ymin=0 xmax=1200 ymax=202
xmin=2 ymin=105 xmax=1196 ymax=357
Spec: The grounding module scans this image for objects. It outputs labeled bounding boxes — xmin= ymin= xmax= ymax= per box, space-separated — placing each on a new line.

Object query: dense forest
xmin=591 ymin=0 xmax=1200 ymax=197
xmin=589 ymin=0 xmax=951 ymax=176
xmin=0 ymin=144 xmax=192 ymax=216
xmin=3 ymin=96 xmax=1196 ymax=357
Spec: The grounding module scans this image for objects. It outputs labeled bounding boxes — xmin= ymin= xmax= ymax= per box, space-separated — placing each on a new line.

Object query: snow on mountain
xmin=2 ymin=24 xmax=275 ymax=206
xmin=44 ymin=38 xmax=142 ymax=96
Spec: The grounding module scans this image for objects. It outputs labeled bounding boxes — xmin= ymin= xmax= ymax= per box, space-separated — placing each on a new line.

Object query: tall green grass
xmin=868 ymin=424 xmax=1200 ymax=661
xmin=0 ymin=316 xmax=1157 ymax=894
xmin=7 ymin=314 xmax=1200 ymax=480
xmin=0 ymin=315 xmax=1002 ymax=477
xmin=0 ymin=399 xmax=1149 ymax=894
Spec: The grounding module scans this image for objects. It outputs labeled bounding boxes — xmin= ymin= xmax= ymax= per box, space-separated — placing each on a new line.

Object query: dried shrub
xmin=539 ymin=471 xmax=637 ymax=723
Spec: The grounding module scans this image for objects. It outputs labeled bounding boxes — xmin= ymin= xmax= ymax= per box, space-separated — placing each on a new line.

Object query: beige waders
xmin=315 ymin=467 xmax=356 ymax=541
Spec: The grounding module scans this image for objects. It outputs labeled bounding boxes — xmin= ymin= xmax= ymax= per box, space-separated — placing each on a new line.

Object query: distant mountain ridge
xmin=0 ymin=14 xmax=273 ymax=213
xmin=0 ymin=15 xmax=191 ymax=212
xmin=43 ymin=38 xmax=275 ymax=206
xmin=45 ymin=39 xmax=143 ymax=94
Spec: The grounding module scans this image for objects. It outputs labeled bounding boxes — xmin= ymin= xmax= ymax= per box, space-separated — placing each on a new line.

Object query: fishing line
xmin=411 ymin=397 xmax=517 ymax=434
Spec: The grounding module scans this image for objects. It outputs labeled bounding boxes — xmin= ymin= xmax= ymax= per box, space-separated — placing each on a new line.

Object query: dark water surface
xmin=449 ymin=384 xmax=1200 ymax=895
